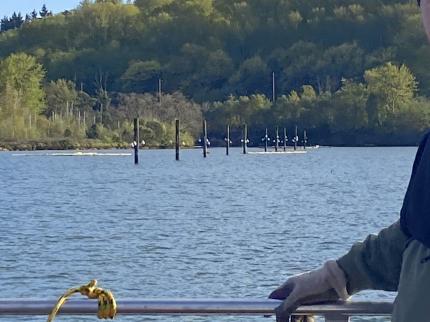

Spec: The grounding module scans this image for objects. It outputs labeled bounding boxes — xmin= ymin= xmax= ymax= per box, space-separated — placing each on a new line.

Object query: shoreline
xmin=0 ymin=139 xmax=202 ymax=152
xmin=0 ymin=140 xmax=129 ymax=152
xmin=0 ymin=142 xmax=420 ymax=152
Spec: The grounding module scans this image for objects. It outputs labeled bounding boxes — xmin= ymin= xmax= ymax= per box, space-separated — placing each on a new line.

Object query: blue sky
xmin=0 ymin=0 xmax=82 ymax=18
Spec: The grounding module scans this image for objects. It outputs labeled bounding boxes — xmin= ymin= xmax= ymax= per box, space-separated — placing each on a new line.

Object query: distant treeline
xmin=0 ymin=0 xmax=429 ymax=147
xmin=1 ymin=5 xmax=52 ymax=33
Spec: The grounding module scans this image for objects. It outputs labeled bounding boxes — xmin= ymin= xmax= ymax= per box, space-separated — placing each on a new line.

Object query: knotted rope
xmin=47 ymin=280 xmax=117 ymax=321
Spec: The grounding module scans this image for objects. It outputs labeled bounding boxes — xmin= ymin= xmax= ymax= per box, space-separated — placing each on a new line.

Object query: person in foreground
xmin=269 ymin=4 xmax=430 ymax=321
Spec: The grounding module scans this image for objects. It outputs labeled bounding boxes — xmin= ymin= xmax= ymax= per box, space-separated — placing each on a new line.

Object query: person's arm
xmin=420 ymin=0 xmax=430 ymax=41
xmin=268 ymin=221 xmax=408 ymax=321
xmin=337 ymin=221 xmax=409 ymax=295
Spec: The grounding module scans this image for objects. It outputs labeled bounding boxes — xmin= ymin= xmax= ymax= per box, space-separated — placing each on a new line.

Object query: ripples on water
xmin=0 ymin=147 xmax=417 ymax=321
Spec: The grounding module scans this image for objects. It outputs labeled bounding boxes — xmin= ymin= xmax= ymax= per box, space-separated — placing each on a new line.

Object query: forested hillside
xmin=0 ymin=0 xmax=428 ymax=148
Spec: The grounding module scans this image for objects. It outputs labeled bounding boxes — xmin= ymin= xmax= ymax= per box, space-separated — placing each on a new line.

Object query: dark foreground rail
xmin=0 ymin=299 xmax=392 ymax=321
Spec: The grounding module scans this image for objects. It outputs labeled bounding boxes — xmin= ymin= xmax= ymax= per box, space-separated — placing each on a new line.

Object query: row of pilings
xmin=132 ymin=118 xmax=309 ymax=164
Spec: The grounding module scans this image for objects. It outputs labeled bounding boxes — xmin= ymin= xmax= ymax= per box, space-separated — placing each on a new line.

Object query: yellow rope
xmin=47 ymin=280 xmax=117 ymax=321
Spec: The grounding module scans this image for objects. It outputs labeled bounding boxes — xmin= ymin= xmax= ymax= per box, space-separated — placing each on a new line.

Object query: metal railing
xmin=0 ymin=299 xmax=393 ymax=322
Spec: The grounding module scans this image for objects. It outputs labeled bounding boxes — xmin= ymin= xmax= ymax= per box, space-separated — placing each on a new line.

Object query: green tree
xmin=45 ymin=79 xmax=78 ymax=118
xmin=332 ymin=81 xmax=369 ymax=132
xmin=121 ymin=60 xmax=161 ymax=92
xmin=365 ymin=62 xmax=417 ymax=126
xmin=0 ymin=53 xmax=45 ymax=139
xmin=39 ymin=4 xmax=51 ymax=18
xmin=134 ymin=0 xmax=174 ymax=15
xmin=229 ymin=56 xmax=269 ymax=96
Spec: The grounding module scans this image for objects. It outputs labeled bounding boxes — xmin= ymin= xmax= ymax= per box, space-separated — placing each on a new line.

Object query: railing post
xmin=325 ymin=314 xmax=350 ymax=322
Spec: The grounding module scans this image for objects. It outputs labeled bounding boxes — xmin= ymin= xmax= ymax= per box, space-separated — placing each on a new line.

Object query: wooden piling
xmin=242 ymin=124 xmax=248 ymax=154
xmin=226 ymin=124 xmax=230 ymax=156
xmin=264 ymin=128 xmax=268 ymax=153
xmin=203 ymin=120 xmax=208 ymax=158
xmin=158 ymin=78 xmax=162 ymax=104
xmin=272 ymin=72 xmax=276 ymax=103
xmin=175 ymin=119 xmax=180 ymax=161
xmin=134 ymin=118 xmax=139 ymax=165
xmin=275 ymin=127 xmax=279 ymax=152
xmin=284 ymin=128 xmax=287 ymax=152
xmin=303 ymin=130 xmax=308 ymax=150
xmin=294 ymin=125 xmax=298 ymax=151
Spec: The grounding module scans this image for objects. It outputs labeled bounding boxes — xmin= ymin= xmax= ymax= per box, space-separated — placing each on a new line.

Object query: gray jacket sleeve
xmin=337 ymin=221 xmax=409 ymax=295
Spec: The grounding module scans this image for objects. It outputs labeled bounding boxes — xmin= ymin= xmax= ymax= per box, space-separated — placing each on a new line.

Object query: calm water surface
xmin=0 ymin=147 xmax=417 ymax=321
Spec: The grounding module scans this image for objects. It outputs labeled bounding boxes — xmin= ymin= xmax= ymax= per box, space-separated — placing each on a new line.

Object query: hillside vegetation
xmin=0 ymin=0 xmax=429 ymax=148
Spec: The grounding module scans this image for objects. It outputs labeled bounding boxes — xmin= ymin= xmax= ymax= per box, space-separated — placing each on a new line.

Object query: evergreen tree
xmin=0 ymin=16 xmax=9 ymax=32
xmin=40 ymin=4 xmax=49 ymax=18
xmin=0 ymin=12 xmax=24 ymax=32
xmin=10 ymin=12 xmax=23 ymax=29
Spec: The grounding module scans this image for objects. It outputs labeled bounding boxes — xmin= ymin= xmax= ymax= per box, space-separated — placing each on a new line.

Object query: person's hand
xmin=268 ymin=260 xmax=349 ymax=322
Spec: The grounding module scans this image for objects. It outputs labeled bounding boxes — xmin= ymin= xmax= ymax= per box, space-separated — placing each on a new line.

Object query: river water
xmin=0 ymin=147 xmax=418 ymax=321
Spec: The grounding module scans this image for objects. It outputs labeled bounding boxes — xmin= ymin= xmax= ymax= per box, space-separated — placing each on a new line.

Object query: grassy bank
xmin=0 ymin=139 xmax=131 ymax=151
